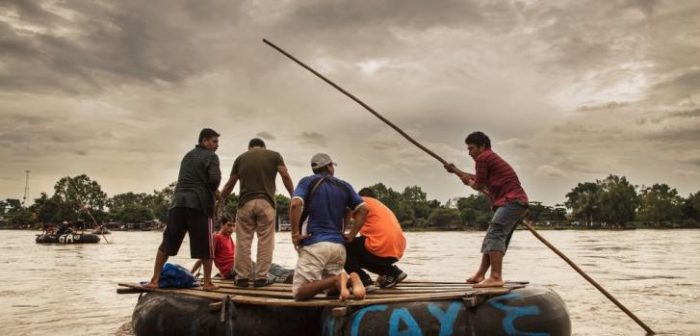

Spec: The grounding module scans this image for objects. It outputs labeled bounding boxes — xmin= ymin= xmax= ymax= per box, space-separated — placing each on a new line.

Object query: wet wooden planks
xmin=117 ymin=280 xmax=526 ymax=310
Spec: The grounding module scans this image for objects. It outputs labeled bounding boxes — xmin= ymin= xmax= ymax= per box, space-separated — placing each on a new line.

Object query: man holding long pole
xmin=445 ymin=131 xmax=528 ymax=288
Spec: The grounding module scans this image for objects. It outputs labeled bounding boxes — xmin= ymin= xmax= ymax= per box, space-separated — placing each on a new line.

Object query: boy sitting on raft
xmin=289 ymin=153 xmax=368 ymax=301
xmin=192 ymin=216 xmax=294 ymax=283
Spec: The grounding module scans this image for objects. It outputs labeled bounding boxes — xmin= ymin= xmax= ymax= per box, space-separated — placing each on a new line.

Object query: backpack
xmin=158 ymin=263 xmax=198 ymax=288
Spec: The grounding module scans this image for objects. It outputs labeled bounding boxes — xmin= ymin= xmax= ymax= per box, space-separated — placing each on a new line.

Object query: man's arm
xmin=344 ymin=205 xmax=368 ymax=242
xmin=277 ymin=164 xmax=294 ymax=196
xmin=290 ymin=198 xmax=308 ymax=249
xmin=444 ymin=163 xmax=475 ymax=186
xmin=209 ymin=155 xmax=222 ymax=191
xmin=219 ymin=175 xmax=239 ymax=200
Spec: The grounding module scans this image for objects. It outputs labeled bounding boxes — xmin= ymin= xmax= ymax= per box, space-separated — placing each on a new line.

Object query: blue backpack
xmin=157 ymin=263 xmax=198 ymax=288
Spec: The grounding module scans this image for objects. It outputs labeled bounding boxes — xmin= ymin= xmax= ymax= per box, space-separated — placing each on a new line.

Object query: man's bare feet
xmin=337 ymin=273 xmax=351 ymax=301
xmin=473 ymin=277 xmax=504 ymax=288
xmin=142 ymin=279 xmax=159 ymax=289
xmin=202 ymin=282 xmax=219 ymax=291
xmin=349 ymin=273 xmax=366 ymax=300
xmin=465 ymin=275 xmax=485 ymax=284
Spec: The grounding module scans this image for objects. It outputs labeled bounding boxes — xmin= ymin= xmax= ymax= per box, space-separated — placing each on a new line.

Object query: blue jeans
xmin=481 ymin=202 xmax=527 ymax=253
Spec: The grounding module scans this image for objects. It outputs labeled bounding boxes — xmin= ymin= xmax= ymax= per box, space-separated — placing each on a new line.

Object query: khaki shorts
xmin=292 ymin=242 xmax=346 ymax=296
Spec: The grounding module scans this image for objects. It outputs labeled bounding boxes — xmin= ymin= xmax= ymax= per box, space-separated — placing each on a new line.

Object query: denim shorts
xmin=481 ymin=202 xmax=527 ymax=254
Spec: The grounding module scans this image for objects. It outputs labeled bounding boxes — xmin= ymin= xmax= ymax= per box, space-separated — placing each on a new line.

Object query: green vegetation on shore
xmin=1 ymin=174 xmax=699 ymax=230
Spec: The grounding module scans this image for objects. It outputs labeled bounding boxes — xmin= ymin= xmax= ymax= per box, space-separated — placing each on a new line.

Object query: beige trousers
xmin=235 ymin=198 xmax=276 ymax=280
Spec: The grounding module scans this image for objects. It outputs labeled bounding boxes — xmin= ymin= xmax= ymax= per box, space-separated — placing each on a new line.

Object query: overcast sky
xmin=1 ymin=0 xmax=698 ymax=207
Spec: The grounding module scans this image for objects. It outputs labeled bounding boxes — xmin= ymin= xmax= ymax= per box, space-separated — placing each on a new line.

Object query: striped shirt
xmin=472 ymin=149 xmax=528 ymax=209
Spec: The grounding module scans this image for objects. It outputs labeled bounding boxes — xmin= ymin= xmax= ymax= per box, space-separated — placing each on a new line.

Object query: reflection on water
xmin=0 ymin=229 xmax=698 ymax=335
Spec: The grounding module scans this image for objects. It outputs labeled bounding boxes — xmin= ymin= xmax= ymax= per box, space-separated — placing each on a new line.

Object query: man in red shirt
xmin=446 ymin=131 xmax=528 ymax=288
xmin=192 ymin=217 xmax=294 ymax=282
xmin=192 ymin=217 xmax=236 ymax=279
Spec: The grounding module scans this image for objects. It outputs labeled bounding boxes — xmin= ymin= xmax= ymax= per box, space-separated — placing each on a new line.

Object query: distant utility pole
xmin=22 ymin=170 xmax=30 ymax=207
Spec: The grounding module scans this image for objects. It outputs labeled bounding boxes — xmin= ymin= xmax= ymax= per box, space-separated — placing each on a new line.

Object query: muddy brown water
xmin=1 ymin=229 xmax=697 ymax=335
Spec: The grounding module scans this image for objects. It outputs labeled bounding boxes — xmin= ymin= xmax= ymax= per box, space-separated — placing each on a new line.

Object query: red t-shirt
xmin=213 ymin=233 xmax=235 ymax=279
xmin=473 ymin=149 xmax=528 ymax=209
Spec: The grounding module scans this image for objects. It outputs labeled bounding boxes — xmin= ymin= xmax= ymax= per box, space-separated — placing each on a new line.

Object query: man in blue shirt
xmin=290 ymin=153 xmax=368 ymax=301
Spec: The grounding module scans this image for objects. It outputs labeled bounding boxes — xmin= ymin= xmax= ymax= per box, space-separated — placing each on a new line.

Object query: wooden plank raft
xmin=117 ymin=280 xmax=527 ymax=311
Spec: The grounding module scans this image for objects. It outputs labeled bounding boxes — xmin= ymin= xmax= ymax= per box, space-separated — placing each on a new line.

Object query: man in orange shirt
xmin=344 ymin=187 xmax=407 ymax=289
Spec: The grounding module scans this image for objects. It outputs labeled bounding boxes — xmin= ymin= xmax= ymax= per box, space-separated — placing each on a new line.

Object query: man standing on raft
xmin=145 ymin=128 xmax=222 ymax=291
xmin=219 ymin=138 xmax=294 ymax=287
xmin=445 ymin=131 xmax=528 ymax=288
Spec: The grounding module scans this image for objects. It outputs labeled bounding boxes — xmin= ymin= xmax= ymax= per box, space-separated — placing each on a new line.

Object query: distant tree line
xmin=1 ymin=173 xmax=699 ymax=230
xmin=564 ymin=174 xmax=700 ymax=228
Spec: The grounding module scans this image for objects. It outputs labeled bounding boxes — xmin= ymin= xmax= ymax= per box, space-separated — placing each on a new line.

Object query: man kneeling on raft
xmin=290 ymin=153 xmax=368 ymax=301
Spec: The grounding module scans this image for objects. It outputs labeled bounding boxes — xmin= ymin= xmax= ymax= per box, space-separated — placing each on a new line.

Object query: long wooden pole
xmin=521 ymin=219 xmax=654 ymax=335
xmin=264 ymin=38 xmax=655 ymax=335
xmin=82 ymin=207 xmax=110 ymax=244
xmin=262 ymin=38 xmax=449 ymax=166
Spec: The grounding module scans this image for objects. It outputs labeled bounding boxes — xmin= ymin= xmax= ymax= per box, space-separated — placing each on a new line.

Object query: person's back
xmin=359 ymin=197 xmax=406 ymax=259
xmin=233 ymin=148 xmax=284 ymax=208
xmin=474 ymin=149 xmax=528 ymax=209
xmin=299 ymin=174 xmax=358 ymax=246
xmin=172 ymin=145 xmax=221 ymax=216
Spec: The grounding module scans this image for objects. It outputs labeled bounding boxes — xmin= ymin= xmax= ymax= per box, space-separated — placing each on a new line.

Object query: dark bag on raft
xmin=141 ymin=263 xmax=198 ymax=288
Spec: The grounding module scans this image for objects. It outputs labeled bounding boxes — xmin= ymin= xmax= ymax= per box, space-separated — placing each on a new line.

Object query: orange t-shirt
xmin=359 ymin=197 xmax=406 ymax=259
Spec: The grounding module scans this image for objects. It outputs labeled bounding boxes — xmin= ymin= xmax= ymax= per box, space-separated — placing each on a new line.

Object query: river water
xmin=0 ymin=229 xmax=698 ymax=335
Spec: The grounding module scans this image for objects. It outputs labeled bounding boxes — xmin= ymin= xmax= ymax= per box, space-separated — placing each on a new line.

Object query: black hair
xmin=465 ymin=131 xmax=491 ymax=149
xmin=248 ymin=138 xmax=266 ymax=148
xmin=358 ymin=187 xmax=375 ymax=198
xmin=312 ymin=164 xmax=332 ymax=175
xmin=219 ymin=213 xmax=234 ymax=225
xmin=198 ymin=128 xmax=220 ymax=144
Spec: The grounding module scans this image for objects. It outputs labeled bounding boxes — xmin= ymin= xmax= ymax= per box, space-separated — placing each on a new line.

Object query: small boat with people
xmin=36 ymin=232 xmax=100 ymax=244
xmin=37 ymin=220 xmax=101 ymax=244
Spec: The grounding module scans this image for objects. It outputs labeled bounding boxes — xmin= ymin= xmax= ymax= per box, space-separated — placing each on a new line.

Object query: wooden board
xmin=117 ymin=280 xmax=526 ymax=309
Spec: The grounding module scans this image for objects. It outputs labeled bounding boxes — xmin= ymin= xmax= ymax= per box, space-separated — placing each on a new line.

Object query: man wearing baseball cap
xmin=289 ymin=153 xmax=368 ymax=301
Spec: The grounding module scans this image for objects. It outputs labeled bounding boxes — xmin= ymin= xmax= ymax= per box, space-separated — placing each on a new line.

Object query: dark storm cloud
xmin=576 ymin=102 xmax=630 ymax=113
xmin=669 ymin=109 xmax=700 ymax=119
xmin=256 ymin=131 xmax=276 ymax=140
xmin=0 ymin=0 xmax=245 ymax=94
xmin=650 ymin=70 xmax=700 ymax=101
xmin=299 ymin=131 xmax=327 ymax=147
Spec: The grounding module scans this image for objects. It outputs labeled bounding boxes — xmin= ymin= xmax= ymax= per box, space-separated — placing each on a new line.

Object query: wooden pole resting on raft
xmin=521 ymin=219 xmax=655 ymax=335
xmin=262 ymin=38 xmax=449 ymax=166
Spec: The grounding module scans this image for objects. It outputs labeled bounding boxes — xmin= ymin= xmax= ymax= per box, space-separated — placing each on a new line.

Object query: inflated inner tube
xmin=35 ymin=233 xmax=101 ymax=244
xmin=130 ymin=287 xmax=570 ymax=336
xmin=322 ymin=287 xmax=571 ymax=336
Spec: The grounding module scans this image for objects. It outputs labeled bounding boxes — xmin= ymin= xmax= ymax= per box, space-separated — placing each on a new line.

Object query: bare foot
xmin=202 ymin=282 xmax=219 ymax=291
xmin=349 ymin=273 xmax=366 ymax=300
xmin=337 ymin=273 xmax=351 ymax=301
xmin=142 ymin=279 xmax=159 ymax=289
xmin=473 ymin=277 xmax=504 ymax=288
xmin=465 ymin=275 xmax=485 ymax=284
